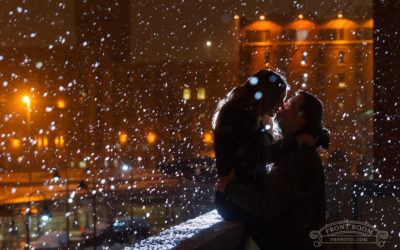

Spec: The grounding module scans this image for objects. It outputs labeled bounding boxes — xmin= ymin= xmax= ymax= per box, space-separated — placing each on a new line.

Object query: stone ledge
xmin=130 ymin=209 xmax=248 ymax=250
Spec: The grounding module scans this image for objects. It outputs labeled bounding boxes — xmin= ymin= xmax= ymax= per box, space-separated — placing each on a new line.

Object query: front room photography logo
xmin=309 ymin=220 xmax=389 ymax=247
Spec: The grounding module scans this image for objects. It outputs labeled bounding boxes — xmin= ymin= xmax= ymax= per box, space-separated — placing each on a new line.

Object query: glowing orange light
xmin=119 ymin=133 xmax=128 ymax=144
xmin=31 ymin=207 xmax=38 ymax=214
xmin=259 ymin=15 xmax=265 ymax=20
xmin=11 ymin=139 xmax=21 ymax=148
xmin=37 ymin=137 xmax=43 ymax=148
xmin=298 ymin=14 xmax=304 ymax=19
xmin=338 ymin=13 xmax=343 ymax=18
xmin=57 ymin=100 xmax=66 ymax=109
xmin=54 ymin=136 xmax=64 ymax=147
xmin=234 ymin=15 xmax=240 ymax=20
xmin=147 ymin=132 xmax=156 ymax=145
xmin=204 ymin=132 xmax=213 ymax=144
xmin=43 ymin=136 xmax=48 ymax=147
xmin=22 ymin=96 xmax=31 ymax=105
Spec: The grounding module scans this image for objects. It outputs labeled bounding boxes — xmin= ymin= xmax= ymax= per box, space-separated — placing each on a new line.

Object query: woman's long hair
xmin=213 ymin=69 xmax=287 ymax=129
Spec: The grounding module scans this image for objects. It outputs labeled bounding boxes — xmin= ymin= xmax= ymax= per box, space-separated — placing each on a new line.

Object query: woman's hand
xmin=217 ymin=169 xmax=236 ymax=193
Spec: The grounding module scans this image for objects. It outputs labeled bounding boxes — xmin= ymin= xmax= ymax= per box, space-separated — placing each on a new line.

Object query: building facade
xmin=239 ymin=14 xmax=374 ymax=177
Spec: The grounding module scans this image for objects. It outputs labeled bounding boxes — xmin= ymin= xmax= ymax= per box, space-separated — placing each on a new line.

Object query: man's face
xmin=276 ymin=94 xmax=305 ymax=134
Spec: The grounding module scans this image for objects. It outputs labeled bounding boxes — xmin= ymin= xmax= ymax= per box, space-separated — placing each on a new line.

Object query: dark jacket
xmin=215 ymin=109 xmax=270 ymax=189
xmin=214 ymin=108 xmax=297 ymax=189
xmin=214 ymin=107 xmax=299 ymax=221
xmin=224 ymin=144 xmax=326 ymax=250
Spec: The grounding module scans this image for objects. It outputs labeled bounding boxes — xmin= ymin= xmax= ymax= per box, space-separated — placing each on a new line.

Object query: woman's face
xmin=263 ymin=89 xmax=287 ymax=117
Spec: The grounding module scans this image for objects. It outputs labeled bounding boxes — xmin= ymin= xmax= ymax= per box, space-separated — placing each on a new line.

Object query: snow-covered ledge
xmin=129 ymin=209 xmax=251 ymax=250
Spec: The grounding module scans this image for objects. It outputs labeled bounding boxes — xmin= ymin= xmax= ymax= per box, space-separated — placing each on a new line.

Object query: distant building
xmin=0 ymin=4 xmax=373 ymax=178
xmin=239 ymin=15 xmax=374 ymax=175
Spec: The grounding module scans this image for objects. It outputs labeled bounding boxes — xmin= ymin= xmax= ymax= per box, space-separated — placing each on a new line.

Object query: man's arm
xmin=223 ymin=153 xmax=304 ymax=220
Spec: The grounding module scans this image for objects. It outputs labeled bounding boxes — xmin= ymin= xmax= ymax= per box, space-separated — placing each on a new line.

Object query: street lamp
xmin=122 ymin=163 xmax=134 ymax=219
xmin=22 ymin=95 xmax=31 ymax=133
xmin=22 ymin=95 xmax=32 ymax=184
xmin=25 ymin=190 xmax=51 ymax=249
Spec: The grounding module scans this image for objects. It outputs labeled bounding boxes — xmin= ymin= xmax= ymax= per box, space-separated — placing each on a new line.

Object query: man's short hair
xmin=297 ymin=91 xmax=323 ymax=137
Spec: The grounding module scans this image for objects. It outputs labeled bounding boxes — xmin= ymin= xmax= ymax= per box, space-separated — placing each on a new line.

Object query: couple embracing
xmin=213 ymin=70 xmax=329 ymax=250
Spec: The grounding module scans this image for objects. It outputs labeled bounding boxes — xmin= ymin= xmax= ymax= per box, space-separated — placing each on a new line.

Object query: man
xmin=217 ymin=91 xmax=328 ymax=250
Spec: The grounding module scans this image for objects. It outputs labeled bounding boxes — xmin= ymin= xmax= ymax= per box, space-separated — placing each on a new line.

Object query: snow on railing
xmin=128 ymin=210 xmax=224 ymax=250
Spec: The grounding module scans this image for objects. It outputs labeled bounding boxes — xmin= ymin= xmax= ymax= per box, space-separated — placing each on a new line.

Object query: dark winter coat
xmin=224 ymin=144 xmax=326 ymax=250
xmin=214 ymin=106 xmax=298 ymax=220
xmin=214 ymin=108 xmax=271 ymax=189
xmin=214 ymin=107 xmax=297 ymax=189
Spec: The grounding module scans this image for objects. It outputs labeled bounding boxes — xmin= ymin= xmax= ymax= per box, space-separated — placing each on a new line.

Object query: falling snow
xmin=0 ymin=0 xmax=398 ymax=249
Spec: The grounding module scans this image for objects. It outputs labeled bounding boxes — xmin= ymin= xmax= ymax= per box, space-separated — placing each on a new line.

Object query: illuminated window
xmin=246 ymin=30 xmax=270 ymax=42
xmin=11 ymin=139 xmax=21 ymax=149
xmin=339 ymin=51 xmax=344 ymax=64
xmin=183 ymin=88 xmax=191 ymax=100
xmin=147 ymin=132 xmax=156 ymax=145
xmin=197 ymin=88 xmax=206 ymax=100
xmin=119 ymin=132 xmax=128 ymax=144
xmin=301 ymin=73 xmax=308 ymax=88
xmin=338 ymin=73 xmax=346 ymax=88
xmin=37 ymin=136 xmax=42 ymax=148
xmin=57 ymin=99 xmax=66 ymax=109
xmin=296 ymin=29 xmax=308 ymax=41
xmin=265 ymin=52 xmax=271 ymax=65
xmin=301 ymin=51 xmax=308 ymax=65
xmin=43 ymin=136 xmax=48 ymax=147
xmin=338 ymin=95 xmax=345 ymax=108
xmin=79 ymin=161 xmax=87 ymax=169
xmin=35 ymin=135 xmax=48 ymax=149
xmin=55 ymin=136 xmax=65 ymax=148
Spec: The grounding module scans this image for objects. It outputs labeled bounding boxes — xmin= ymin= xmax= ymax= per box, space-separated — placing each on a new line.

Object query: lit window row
xmin=246 ymin=28 xmax=372 ymax=42
xmin=118 ymin=131 xmax=157 ymax=146
xmin=301 ymin=51 xmax=345 ymax=66
xmin=300 ymin=73 xmax=347 ymax=88
xmin=21 ymin=95 xmax=67 ymax=109
xmin=265 ymin=50 xmax=351 ymax=66
xmin=9 ymin=135 xmax=64 ymax=149
xmin=183 ymin=88 xmax=206 ymax=100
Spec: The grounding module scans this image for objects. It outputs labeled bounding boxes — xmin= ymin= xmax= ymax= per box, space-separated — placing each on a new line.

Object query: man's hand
xmin=296 ymin=133 xmax=317 ymax=147
xmin=217 ymin=169 xmax=236 ymax=193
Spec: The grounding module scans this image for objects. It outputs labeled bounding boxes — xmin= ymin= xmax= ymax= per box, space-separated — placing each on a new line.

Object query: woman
xmin=213 ymin=69 xmax=296 ymax=220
